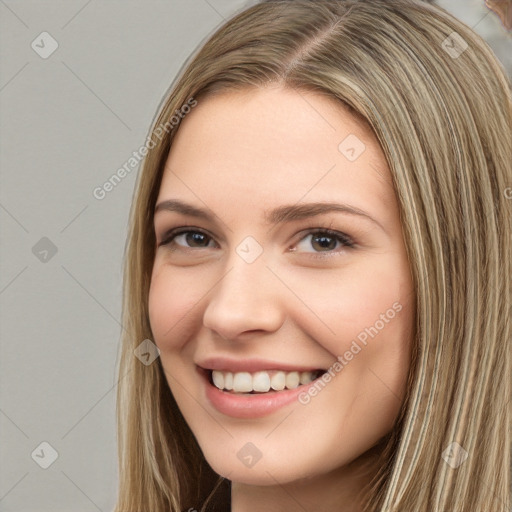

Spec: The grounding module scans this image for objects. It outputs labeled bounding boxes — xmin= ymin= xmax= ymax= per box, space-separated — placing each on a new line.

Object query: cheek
xmin=148 ymin=265 xmax=204 ymax=347
xmin=326 ymin=265 xmax=414 ymax=402
xmin=288 ymin=260 xmax=414 ymax=410
xmin=290 ymin=259 xmax=412 ymax=354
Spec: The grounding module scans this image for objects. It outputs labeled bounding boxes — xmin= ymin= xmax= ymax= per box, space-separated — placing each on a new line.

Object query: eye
xmin=292 ymin=229 xmax=355 ymax=255
xmin=159 ymin=228 xmax=216 ymax=249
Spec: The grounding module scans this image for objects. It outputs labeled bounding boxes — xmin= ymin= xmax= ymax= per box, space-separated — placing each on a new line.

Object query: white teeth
xmin=270 ymin=371 xmax=286 ymax=391
xmin=211 ymin=369 xmax=321 ymax=393
xmin=212 ymin=370 xmax=224 ymax=389
xmin=285 ymin=371 xmax=300 ymax=389
xmin=299 ymin=371 xmax=314 ymax=385
xmin=224 ymin=372 xmax=233 ymax=390
xmin=252 ymin=371 xmax=271 ymax=392
xmin=233 ymin=372 xmax=253 ymax=392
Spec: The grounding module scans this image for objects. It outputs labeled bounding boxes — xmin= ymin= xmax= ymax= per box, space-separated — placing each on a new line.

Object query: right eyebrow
xmin=154 ymin=199 xmax=211 ymax=219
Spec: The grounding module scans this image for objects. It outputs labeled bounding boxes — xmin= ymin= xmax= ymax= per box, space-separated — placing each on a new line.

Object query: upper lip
xmin=196 ymin=356 xmax=326 ymax=373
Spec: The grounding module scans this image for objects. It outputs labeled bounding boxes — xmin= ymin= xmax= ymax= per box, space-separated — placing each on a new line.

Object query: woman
xmin=113 ymin=1 xmax=511 ymax=510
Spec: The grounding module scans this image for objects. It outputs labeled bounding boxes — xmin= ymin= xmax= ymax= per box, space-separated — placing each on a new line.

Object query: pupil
xmin=187 ymin=232 xmax=207 ymax=247
xmin=313 ymin=235 xmax=335 ymax=251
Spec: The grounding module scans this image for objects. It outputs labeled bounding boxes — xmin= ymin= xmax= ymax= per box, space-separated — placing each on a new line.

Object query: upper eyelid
xmin=158 ymin=226 xmax=218 ymax=245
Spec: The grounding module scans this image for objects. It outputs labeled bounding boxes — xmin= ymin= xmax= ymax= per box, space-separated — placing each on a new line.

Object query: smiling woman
xmin=113 ymin=1 xmax=511 ymax=511
xmin=150 ymin=88 xmax=414 ymax=453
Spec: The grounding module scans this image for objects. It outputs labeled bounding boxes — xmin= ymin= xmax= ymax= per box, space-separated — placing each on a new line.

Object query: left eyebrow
xmin=264 ymin=201 xmax=386 ymax=232
xmin=154 ymin=199 xmax=386 ymax=233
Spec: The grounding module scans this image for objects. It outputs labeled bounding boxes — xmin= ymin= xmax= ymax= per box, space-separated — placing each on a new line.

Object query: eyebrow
xmin=154 ymin=199 xmax=386 ymax=233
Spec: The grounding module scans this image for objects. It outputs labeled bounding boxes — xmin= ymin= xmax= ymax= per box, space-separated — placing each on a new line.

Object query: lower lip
xmin=198 ymin=367 xmax=322 ymax=419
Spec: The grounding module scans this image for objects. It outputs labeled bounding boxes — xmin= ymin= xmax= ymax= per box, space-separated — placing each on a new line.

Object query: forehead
xmin=158 ymin=86 xmax=395 ymax=224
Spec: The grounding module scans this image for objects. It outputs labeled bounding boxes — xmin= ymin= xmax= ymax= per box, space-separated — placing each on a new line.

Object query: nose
xmin=202 ymin=254 xmax=285 ymax=341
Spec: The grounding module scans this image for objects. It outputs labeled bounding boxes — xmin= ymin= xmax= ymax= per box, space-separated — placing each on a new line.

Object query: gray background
xmin=0 ymin=1 xmax=509 ymax=511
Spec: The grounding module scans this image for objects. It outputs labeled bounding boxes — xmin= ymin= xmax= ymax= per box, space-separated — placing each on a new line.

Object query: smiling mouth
xmin=206 ymin=368 xmax=327 ymax=394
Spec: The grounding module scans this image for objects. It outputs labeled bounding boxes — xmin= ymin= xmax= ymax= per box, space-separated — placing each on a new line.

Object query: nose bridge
xmin=202 ymin=244 xmax=284 ymax=338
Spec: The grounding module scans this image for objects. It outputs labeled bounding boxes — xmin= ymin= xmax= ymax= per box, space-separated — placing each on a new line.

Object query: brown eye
xmin=311 ymin=233 xmax=338 ymax=251
xmin=159 ymin=229 xmax=216 ymax=249
xmin=181 ymin=232 xmax=211 ymax=247
xmin=293 ymin=229 xmax=354 ymax=254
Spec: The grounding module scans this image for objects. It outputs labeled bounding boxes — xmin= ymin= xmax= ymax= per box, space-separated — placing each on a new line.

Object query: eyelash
xmin=158 ymin=226 xmax=355 ymax=258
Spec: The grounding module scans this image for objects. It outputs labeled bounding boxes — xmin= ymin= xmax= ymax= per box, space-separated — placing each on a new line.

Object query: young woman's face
xmin=149 ymin=86 xmax=415 ymax=489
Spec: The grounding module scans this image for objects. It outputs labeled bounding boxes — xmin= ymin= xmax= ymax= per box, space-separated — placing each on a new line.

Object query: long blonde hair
xmin=114 ymin=1 xmax=512 ymax=510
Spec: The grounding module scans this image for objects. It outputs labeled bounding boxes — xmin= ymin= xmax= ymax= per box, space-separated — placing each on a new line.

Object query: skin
xmin=148 ymin=85 xmax=415 ymax=511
